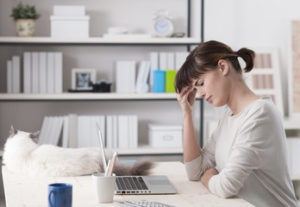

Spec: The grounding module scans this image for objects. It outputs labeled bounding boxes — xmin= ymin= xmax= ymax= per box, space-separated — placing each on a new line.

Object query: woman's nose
xmin=198 ymin=90 xmax=205 ymax=98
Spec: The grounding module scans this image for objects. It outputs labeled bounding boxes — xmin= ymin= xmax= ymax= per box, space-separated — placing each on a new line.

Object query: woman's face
xmin=192 ymin=60 xmax=231 ymax=107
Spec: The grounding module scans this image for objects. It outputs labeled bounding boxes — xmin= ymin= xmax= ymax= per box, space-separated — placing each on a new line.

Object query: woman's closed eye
xmin=195 ymin=80 xmax=204 ymax=87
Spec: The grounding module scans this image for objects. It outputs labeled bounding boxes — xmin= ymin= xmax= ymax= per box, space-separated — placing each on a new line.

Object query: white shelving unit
xmin=0 ymin=93 xmax=178 ymax=101
xmin=0 ymin=1 xmax=204 ymax=158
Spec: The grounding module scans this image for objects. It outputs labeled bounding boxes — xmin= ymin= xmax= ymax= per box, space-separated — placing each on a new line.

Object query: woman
xmin=175 ymin=40 xmax=298 ymax=207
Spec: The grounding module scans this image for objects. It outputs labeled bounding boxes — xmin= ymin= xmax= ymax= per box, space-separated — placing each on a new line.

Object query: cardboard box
xmin=148 ymin=125 xmax=182 ymax=148
xmin=50 ymin=16 xmax=90 ymax=38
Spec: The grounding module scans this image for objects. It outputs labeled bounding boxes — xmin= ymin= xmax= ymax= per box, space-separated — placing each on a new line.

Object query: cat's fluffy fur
xmin=2 ymin=127 xmax=153 ymax=177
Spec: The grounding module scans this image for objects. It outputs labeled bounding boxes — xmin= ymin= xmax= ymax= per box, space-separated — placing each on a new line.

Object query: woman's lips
xmin=206 ymin=96 xmax=212 ymax=103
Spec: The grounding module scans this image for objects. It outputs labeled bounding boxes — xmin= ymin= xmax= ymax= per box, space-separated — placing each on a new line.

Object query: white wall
xmin=205 ymin=0 xmax=300 ymax=115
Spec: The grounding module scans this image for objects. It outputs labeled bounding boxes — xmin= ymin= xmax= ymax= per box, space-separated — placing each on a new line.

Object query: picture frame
xmin=71 ymin=68 xmax=96 ymax=90
xmin=289 ymin=20 xmax=300 ymax=118
xmin=243 ymin=47 xmax=284 ymax=116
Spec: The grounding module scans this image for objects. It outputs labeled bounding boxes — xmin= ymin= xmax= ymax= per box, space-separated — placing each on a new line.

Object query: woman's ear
xmin=217 ymin=59 xmax=230 ymax=76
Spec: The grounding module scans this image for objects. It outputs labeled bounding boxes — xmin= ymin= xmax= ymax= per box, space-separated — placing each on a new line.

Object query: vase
xmin=16 ymin=19 xmax=35 ymax=37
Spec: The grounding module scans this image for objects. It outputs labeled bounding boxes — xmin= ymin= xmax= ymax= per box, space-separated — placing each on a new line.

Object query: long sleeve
xmin=208 ymin=110 xmax=269 ymax=198
xmin=184 ymin=129 xmax=217 ymax=181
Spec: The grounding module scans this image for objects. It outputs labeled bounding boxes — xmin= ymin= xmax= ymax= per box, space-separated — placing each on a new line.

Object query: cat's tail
xmin=112 ymin=159 xmax=155 ymax=176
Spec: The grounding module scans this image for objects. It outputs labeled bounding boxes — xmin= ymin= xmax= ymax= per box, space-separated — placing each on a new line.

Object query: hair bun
xmin=237 ymin=48 xmax=255 ymax=73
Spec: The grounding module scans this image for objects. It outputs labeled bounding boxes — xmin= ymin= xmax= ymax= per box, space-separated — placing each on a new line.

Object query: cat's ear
xmin=29 ymin=131 xmax=40 ymax=139
xmin=9 ymin=126 xmax=18 ymax=137
xmin=29 ymin=131 xmax=40 ymax=143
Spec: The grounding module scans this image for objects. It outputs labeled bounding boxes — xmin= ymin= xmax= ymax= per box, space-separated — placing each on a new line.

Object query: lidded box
xmin=50 ymin=5 xmax=90 ymax=38
xmin=148 ymin=125 xmax=182 ymax=148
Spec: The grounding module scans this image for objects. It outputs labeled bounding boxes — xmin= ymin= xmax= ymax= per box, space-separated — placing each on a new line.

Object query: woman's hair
xmin=174 ymin=40 xmax=255 ymax=93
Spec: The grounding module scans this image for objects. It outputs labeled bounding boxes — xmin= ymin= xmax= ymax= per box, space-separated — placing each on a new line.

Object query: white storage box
xmin=50 ymin=16 xmax=90 ymax=38
xmin=148 ymin=125 xmax=183 ymax=148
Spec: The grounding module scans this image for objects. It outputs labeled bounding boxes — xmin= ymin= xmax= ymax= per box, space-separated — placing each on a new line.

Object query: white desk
xmin=2 ymin=162 xmax=254 ymax=207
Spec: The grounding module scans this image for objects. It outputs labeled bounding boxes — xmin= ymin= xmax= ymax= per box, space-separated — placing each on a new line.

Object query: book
xmin=47 ymin=52 xmax=55 ymax=94
xmin=116 ymin=61 xmax=136 ymax=93
xmin=167 ymin=52 xmax=175 ymax=70
xmin=165 ymin=70 xmax=177 ymax=93
xmin=149 ymin=52 xmax=159 ymax=92
xmin=23 ymin=52 xmax=31 ymax=93
xmin=112 ymin=115 xmax=118 ymax=148
xmin=6 ymin=60 xmax=13 ymax=93
xmin=77 ymin=116 xmax=87 ymax=147
xmin=159 ymin=52 xmax=167 ymax=70
xmin=12 ymin=56 xmax=20 ymax=93
xmin=54 ymin=52 xmax=63 ymax=93
xmin=39 ymin=52 xmax=47 ymax=93
xmin=68 ymin=114 xmax=78 ymax=147
xmin=38 ymin=116 xmax=49 ymax=144
xmin=153 ymin=70 xmax=165 ymax=93
xmin=135 ymin=61 xmax=150 ymax=93
xmin=175 ymin=52 xmax=189 ymax=71
xmin=62 ymin=116 xmax=69 ymax=147
xmin=129 ymin=115 xmax=138 ymax=148
xmin=106 ymin=116 xmax=113 ymax=148
xmin=51 ymin=116 xmax=64 ymax=145
xmin=118 ymin=115 xmax=129 ymax=148
xmin=31 ymin=52 xmax=39 ymax=93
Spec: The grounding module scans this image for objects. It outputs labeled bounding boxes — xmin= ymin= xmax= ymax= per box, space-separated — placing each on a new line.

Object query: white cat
xmin=2 ymin=127 xmax=153 ymax=177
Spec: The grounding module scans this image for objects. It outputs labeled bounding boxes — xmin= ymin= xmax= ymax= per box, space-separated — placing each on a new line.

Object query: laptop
xmin=95 ymin=124 xmax=176 ymax=195
xmin=115 ymin=175 xmax=177 ymax=195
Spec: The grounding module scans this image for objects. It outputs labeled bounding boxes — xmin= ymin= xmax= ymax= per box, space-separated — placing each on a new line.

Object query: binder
xmin=23 ymin=52 xmax=31 ymax=93
xmin=39 ymin=52 xmax=47 ymax=93
xmin=165 ymin=70 xmax=177 ymax=93
xmin=12 ymin=56 xmax=20 ymax=93
xmin=54 ymin=52 xmax=63 ymax=93
xmin=47 ymin=53 xmax=55 ymax=94
xmin=32 ymin=52 xmax=39 ymax=93
xmin=153 ymin=70 xmax=165 ymax=93
xmin=6 ymin=60 xmax=13 ymax=93
xmin=116 ymin=61 xmax=136 ymax=93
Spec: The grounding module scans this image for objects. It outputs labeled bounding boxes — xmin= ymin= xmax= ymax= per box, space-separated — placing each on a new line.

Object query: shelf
xmin=291 ymin=174 xmax=300 ymax=181
xmin=0 ymin=93 xmax=185 ymax=101
xmin=284 ymin=117 xmax=300 ymax=130
xmin=115 ymin=146 xmax=183 ymax=156
xmin=0 ymin=36 xmax=201 ymax=46
xmin=0 ymin=148 xmax=182 ymax=157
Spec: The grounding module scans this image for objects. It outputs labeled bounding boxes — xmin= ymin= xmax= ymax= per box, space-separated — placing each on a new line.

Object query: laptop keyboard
xmin=116 ymin=201 xmax=175 ymax=207
xmin=116 ymin=176 xmax=149 ymax=190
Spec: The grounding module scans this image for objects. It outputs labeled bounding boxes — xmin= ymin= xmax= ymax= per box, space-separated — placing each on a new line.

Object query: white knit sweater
xmin=185 ymin=98 xmax=298 ymax=207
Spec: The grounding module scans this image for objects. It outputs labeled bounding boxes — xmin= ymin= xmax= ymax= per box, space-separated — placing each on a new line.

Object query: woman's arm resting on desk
xmin=201 ymin=168 xmax=219 ymax=188
xmin=207 ymin=118 xmax=265 ymax=198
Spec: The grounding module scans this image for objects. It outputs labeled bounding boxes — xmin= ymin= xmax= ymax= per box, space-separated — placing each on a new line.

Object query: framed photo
xmin=71 ymin=68 xmax=96 ymax=90
xmin=290 ymin=20 xmax=300 ymax=117
xmin=243 ymin=47 xmax=284 ymax=116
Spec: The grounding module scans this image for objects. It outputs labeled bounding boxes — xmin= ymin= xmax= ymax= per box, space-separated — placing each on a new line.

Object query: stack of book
xmin=38 ymin=114 xmax=138 ymax=149
xmin=23 ymin=52 xmax=63 ymax=94
xmin=115 ymin=51 xmax=189 ymax=94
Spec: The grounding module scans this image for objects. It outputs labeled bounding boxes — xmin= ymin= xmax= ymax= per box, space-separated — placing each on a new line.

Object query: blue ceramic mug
xmin=48 ymin=183 xmax=72 ymax=207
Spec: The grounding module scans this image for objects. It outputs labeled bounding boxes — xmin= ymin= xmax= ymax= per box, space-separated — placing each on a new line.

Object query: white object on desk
xmin=92 ymin=173 xmax=116 ymax=203
xmin=96 ymin=123 xmax=107 ymax=170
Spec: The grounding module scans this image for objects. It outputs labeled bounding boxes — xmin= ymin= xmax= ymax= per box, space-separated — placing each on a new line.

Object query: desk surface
xmin=2 ymin=162 xmax=254 ymax=207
